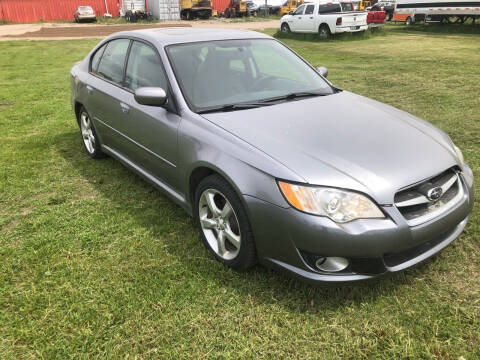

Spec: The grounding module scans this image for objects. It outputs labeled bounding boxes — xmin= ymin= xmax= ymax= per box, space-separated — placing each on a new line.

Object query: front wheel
xmin=281 ymin=23 xmax=291 ymax=33
xmin=405 ymin=16 xmax=412 ymax=26
xmin=195 ymin=175 xmax=257 ymax=271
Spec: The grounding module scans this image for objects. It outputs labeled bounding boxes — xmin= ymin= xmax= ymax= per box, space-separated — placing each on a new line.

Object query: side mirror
xmin=289 ymin=11 xmax=294 ymax=15
xmin=317 ymin=66 xmax=328 ymax=78
xmin=134 ymin=87 xmax=167 ymax=107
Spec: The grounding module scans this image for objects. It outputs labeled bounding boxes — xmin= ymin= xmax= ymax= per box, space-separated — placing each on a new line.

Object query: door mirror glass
xmin=317 ymin=66 xmax=328 ymax=78
xmin=134 ymin=87 xmax=167 ymax=106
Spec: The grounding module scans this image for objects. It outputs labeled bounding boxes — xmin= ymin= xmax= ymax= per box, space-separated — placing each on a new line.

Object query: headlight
xmin=278 ymin=181 xmax=384 ymax=223
xmin=453 ymin=145 xmax=464 ymax=169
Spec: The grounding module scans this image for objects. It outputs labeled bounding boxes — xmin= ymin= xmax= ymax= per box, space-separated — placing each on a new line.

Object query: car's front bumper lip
xmin=245 ymin=165 xmax=474 ymax=283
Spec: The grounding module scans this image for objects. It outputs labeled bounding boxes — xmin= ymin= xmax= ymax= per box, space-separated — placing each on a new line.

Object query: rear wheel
xmin=318 ymin=24 xmax=331 ymax=39
xmin=281 ymin=22 xmax=291 ymax=33
xmin=195 ymin=175 xmax=257 ymax=271
xmin=78 ymin=107 xmax=105 ymax=159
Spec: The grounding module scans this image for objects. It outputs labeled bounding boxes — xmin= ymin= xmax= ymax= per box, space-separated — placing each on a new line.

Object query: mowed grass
xmin=0 ymin=30 xmax=479 ymax=359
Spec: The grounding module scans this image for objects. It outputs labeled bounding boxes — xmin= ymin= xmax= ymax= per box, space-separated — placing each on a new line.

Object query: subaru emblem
xmin=427 ymin=187 xmax=443 ymax=201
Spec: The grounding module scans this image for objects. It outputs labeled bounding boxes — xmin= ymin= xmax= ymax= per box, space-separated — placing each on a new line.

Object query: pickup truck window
xmin=293 ymin=4 xmax=305 ymax=15
xmin=341 ymin=3 xmax=354 ymax=11
xmin=318 ymin=4 xmax=341 ymax=13
xmin=305 ymin=4 xmax=315 ymax=14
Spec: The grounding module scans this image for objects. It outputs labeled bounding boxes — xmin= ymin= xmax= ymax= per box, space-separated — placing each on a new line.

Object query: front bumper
xmin=76 ymin=14 xmax=96 ymax=20
xmin=245 ymin=165 xmax=474 ymax=283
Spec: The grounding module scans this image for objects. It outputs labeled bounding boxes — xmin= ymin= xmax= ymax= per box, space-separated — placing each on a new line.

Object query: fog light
xmin=315 ymin=257 xmax=349 ymax=272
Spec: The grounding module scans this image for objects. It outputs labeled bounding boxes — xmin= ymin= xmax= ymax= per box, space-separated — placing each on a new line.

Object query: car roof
xmin=106 ymin=27 xmax=272 ymax=47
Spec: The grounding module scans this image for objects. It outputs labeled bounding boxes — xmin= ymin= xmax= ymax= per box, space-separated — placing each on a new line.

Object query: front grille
xmin=394 ymin=168 xmax=463 ymax=226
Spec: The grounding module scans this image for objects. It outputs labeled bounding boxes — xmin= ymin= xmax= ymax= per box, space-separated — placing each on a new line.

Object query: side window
xmin=305 ymin=4 xmax=315 ymax=15
xmin=125 ymin=41 xmax=168 ymax=91
xmin=90 ymin=44 xmax=106 ymax=73
xmin=96 ymin=39 xmax=130 ymax=85
xmin=293 ymin=4 xmax=305 ymax=15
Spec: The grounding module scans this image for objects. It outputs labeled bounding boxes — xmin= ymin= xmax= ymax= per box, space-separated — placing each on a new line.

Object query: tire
xmin=281 ymin=22 xmax=291 ymax=33
xmin=405 ymin=16 xmax=412 ymax=26
xmin=386 ymin=13 xmax=392 ymax=21
xmin=77 ymin=107 xmax=105 ymax=159
xmin=231 ymin=8 xmax=236 ymax=18
xmin=195 ymin=174 xmax=257 ymax=271
xmin=318 ymin=24 xmax=331 ymax=39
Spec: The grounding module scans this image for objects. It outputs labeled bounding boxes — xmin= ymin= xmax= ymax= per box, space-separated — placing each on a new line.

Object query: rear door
xmin=87 ymin=38 xmax=131 ymax=151
xmin=297 ymin=3 xmax=317 ymax=32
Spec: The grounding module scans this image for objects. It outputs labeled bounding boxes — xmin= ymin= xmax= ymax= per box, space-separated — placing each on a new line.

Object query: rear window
xmin=318 ymin=4 xmax=342 ymax=13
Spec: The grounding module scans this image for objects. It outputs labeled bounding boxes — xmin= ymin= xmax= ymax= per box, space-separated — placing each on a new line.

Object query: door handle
xmin=86 ymin=85 xmax=94 ymax=95
xmin=120 ymin=102 xmax=130 ymax=114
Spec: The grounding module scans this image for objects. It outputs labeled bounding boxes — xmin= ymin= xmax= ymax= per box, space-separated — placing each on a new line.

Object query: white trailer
xmin=394 ymin=0 xmax=480 ymax=25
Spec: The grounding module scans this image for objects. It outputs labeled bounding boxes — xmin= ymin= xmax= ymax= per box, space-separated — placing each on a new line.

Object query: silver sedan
xmin=70 ymin=28 xmax=474 ymax=283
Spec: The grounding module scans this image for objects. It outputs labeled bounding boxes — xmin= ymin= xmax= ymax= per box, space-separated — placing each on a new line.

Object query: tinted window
xmin=96 ymin=39 xmax=130 ymax=85
xmin=341 ymin=3 xmax=354 ymax=11
xmin=90 ymin=45 xmax=106 ymax=73
xmin=305 ymin=4 xmax=315 ymax=14
xmin=318 ymin=4 xmax=341 ymax=13
xmin=293 ymin=4 xmax=305 ymax=14
xmin=125 ymin=41 xmax=168 ymax=91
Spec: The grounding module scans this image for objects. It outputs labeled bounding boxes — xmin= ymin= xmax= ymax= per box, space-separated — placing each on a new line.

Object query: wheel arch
xmin=319 ymin=22 xmax=332 ymax=33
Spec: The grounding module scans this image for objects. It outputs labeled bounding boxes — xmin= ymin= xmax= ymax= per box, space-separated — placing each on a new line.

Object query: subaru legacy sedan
xmin=70 ymin=28 xmax=474 ymax=283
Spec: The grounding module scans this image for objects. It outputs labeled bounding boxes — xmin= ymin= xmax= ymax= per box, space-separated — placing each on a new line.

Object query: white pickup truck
xmin=280 ymin=1 xmax=368 ymax=38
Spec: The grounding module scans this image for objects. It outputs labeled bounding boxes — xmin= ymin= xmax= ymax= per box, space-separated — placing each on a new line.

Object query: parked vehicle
xmin=74 ymin=6 xmax=96 ymax=23
xmin=70 ymin=28 xmax=473 ymax=283
xmin=394 ymin=0 xmax=480 ymax=25
xmin=279 ymin=0 xmax=304 ymax=17
xmin=181 ymin=0 xmax=212 ymax=19
xmin=367 ymin=9 xmax=386 ymax=26
xmin=370 ymin=1 xmax=394 ymax=21
xmin=280 ymin=1 xmax=368 ymax=38
xmin=224 ymin=0 xmax=248 ymax=17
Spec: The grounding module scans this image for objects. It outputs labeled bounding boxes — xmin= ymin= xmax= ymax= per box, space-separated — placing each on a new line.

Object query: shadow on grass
xmin=53 ymin=128 xmax=437 ymax=311
xmin=274 ymin=27 xmax=387 ymax=42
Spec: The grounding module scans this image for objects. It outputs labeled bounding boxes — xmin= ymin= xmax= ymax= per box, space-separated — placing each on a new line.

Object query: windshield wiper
xmin=261 ymin=91 xmax=331 ymax=103
xmin=197 ymin=102 xmax=273 ymax=114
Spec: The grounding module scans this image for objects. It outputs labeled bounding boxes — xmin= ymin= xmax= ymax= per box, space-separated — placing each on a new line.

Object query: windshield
xmin=166 ymin=39 xmax=334 ymax=112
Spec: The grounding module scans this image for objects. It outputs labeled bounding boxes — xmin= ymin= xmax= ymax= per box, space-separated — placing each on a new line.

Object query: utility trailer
xmin=394 ymin=0 xmax=480 ymax=25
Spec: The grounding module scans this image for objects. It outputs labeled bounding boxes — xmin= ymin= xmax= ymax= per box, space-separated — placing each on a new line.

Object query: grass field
xmin=0 ymin=29 xmax=479 ymax=359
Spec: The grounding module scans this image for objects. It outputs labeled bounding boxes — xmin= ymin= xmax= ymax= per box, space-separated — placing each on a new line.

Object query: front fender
xmin=177 ymin=112 xmax=304 ymax=211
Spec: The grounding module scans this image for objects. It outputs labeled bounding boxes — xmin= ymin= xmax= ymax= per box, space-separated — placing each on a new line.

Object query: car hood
xmin=201 ymin=91 xmax=458 ymax=204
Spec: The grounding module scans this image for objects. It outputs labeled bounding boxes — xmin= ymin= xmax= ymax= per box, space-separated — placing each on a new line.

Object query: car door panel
xmin=116 ymin=40 xmax=180 ymax=188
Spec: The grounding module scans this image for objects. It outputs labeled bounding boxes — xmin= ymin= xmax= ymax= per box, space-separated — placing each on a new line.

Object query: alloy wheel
xmin=80 ymin=111 xmax=95 ymax=154
xmin=198 ymin=189 xmax=241 ymax=260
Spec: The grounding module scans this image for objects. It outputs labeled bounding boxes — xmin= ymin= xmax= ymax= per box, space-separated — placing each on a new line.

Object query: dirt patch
xmin=7 ymin=23 xmax=191 ymax=39
xmin=0 ymin=20 xmax=279 ymax=40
